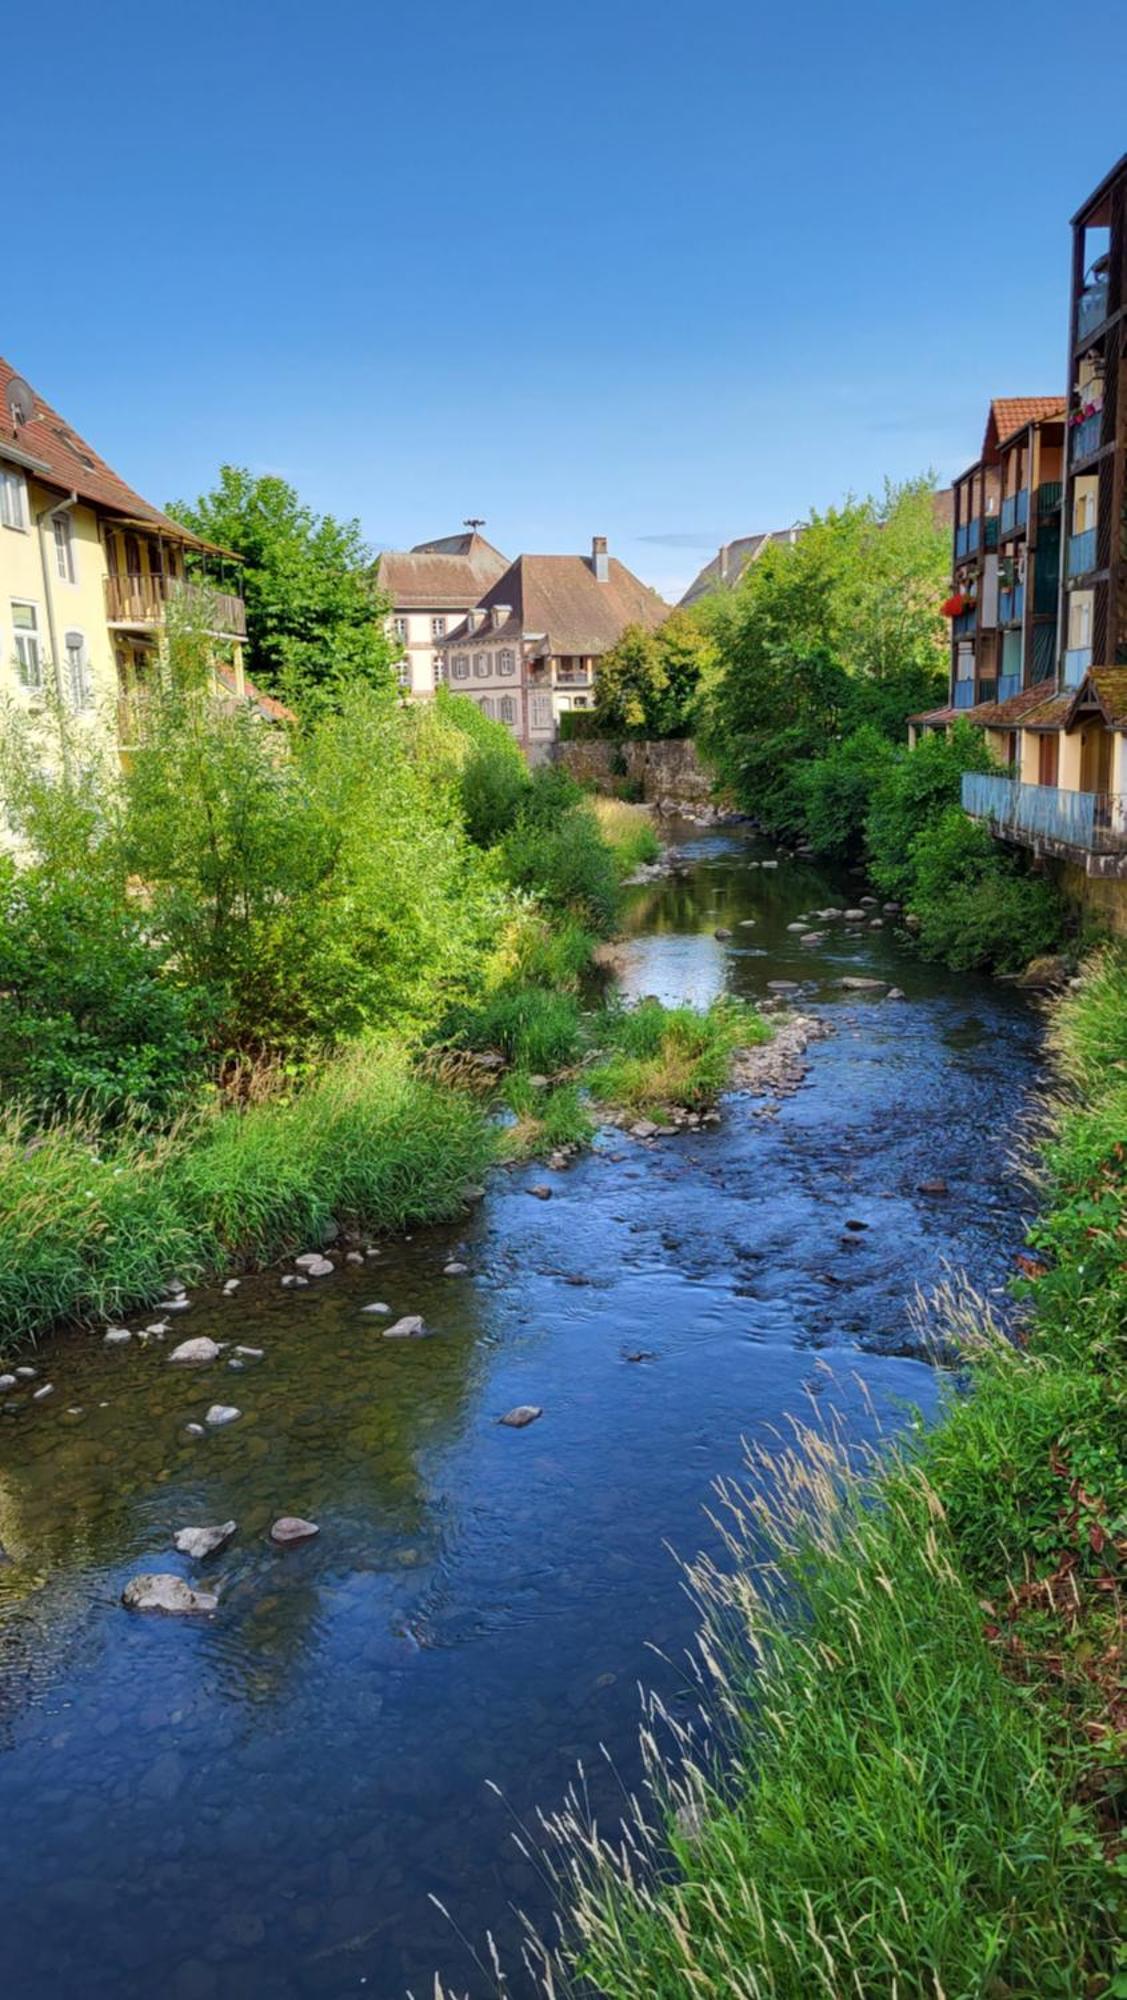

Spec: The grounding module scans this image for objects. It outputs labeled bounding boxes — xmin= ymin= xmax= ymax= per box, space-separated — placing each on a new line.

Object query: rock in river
xmin=529 ymin=1184 xmax=552 ymax=1199
xmin=500 ymin=1405 xmax=543 ymax=1428
xmin=382 ymin=1315 xmax=426 ymax=1340
xmin=837 ymin=977 xmax=886 ymax=991
xmin=294 ymin=1253 xmax=334 ymax=1278
xmin=103 ymin=1328 xmax=132 ymax=1347
xmin=122 ymin=1574 xmax=218 ymax=1615
xmin=169 ymin=1337 xmax=221 ymax=1366
xmin=917 ymin=1178 xmax=949 ymax=1197
xmin=270 ymin=1516 xmax=320 ymax=1546
xmin=444 ymin=1262 xmax=469 ymax=1276
xmin=204 ymin=1404 xmax=241 ymax=1427
xmin=174 ymin=1521 xmax=237 ymax=1559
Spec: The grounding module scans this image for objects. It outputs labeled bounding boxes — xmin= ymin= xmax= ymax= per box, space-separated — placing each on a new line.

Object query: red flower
xmin=941 ymin=593 xmax=967 ymax=618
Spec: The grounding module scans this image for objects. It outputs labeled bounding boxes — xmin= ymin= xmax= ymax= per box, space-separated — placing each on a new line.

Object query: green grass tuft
xmin=588 ymin=997 xmax=770 ymax=1111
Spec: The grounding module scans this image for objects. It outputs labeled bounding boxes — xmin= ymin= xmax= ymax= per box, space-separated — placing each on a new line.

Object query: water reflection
xmin=0 ymin=825 xmax=1039 ymax=1998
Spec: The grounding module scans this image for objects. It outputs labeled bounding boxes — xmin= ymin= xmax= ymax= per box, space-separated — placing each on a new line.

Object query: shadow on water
xmin=0 ymin=824 xmax=1041 ymax=1998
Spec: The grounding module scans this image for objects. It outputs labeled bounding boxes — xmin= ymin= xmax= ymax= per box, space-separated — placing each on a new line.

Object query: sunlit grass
xmin=591 ymin=795 xmax=662 ymax=876
xmin=588 ymin=997 xmax=770 ymax=1111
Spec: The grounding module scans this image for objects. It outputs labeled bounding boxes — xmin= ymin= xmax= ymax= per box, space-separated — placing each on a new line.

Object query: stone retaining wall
xmin=555 ymin=737 xmax=714 ymax=810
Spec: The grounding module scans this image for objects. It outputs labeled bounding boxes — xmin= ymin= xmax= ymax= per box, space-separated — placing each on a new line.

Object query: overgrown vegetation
xmin=593 ymin=610 xmax=716 ymax=739
xmin=587 ymin=998 xmax=770 ymax=1115
xmin=526 ymin=951 xmax=1127 ymax=2000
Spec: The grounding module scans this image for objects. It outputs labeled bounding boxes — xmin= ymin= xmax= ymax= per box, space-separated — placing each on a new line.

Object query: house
xmin=375 ymin=530 xmax=509 ymax=697
xmin=0 ymin=356 xmax=254 ymax=758
xmin=910 ymin=155 xmax=1127 ymax=926
xmin=437 ymin=537 xmax=668 ymax=758
xmin=679 ymin=527 xmax=805 ymax=607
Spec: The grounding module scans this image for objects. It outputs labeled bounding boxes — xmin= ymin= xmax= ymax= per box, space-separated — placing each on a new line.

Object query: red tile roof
xmin=0 ymin=356 xmax=236 ymax=557
xmin=376 ymin=533 xmax=509 ymax=609
xmin=444 ymin=552 xmax=668 ymax=655
xmin=984 ymin=397 xmax=1066 ymax=456
xmin=215 ymin=665 xmax=296 ymax=725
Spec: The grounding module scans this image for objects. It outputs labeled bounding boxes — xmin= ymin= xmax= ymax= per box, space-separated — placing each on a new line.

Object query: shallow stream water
xmin=0 ymin=825 xmax=1041 ymax=1998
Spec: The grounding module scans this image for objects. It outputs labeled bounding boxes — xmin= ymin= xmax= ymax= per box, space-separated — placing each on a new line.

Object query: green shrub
xmin=908 ymin=807 xmax=1065 ymax=972
xmin=796 ymin=724 xmax=898 ymax=862
xmin=431 ymin=687 xmax=531 ymax=845
xmin=501 ymin=799 xmax=620 ymax=935
xmin=864 ymin=722 xmax=995 ymax=901
xmin=500 ymin=1074 xmax=594 ymax=1158
xmin=591 ymin=796 xmax=662 ymax=876
xmin=0 ymin=863 xmax=206 ymax=1124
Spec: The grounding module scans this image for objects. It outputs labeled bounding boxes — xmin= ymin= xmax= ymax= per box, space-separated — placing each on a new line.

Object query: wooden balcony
xmin=104 ymin=573 xmax=247 ymax=638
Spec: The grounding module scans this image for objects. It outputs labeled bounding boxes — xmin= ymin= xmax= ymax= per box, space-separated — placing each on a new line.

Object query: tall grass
xmin=520 ymin=949 xmax=1127 ymax=1999
xmin=0 ymin=1044 xmax=494 ymax=1355
xmin=591 ymin=796 xmax=662 ymax=877
xmin=588 ymin=998 xmax=770 ymax=1112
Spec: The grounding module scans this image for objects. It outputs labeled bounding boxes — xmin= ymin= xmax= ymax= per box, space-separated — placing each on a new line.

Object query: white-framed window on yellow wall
xmin=53 ymin=512 xmax=76 ymax=583
xmin=1 ymin=467 xmax=28 ymax=530
xmin=12 ymin=600 xmax=42 ymax=688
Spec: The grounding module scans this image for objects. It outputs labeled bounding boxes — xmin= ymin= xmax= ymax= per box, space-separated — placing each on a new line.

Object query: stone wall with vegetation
xmin=556 ymin=737 xmax=713 ymax=809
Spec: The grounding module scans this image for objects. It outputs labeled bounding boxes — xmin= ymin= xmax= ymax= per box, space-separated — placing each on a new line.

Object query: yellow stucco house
xmin=0 ymin=356 xmax=274 ymax=763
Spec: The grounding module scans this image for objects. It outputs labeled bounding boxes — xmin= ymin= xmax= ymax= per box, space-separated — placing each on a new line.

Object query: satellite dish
xmin=6 ymin=375 xmax=34 ymax=428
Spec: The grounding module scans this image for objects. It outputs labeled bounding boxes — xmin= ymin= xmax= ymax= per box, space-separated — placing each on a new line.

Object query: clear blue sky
xmin=19 ymin=1 xmax=1127 ymax=599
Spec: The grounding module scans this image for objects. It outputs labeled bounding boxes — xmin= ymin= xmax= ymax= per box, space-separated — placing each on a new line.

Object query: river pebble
xmin=382 ymin=1316 xmax=426 ymax=1340
xmin=122 ymin=1574 xmax=218 ymax=1616
xmin=270 ymin=1517 xmax=320 ymax=1546
xmin=173 ymin=1521 xmax=237 ymax=1559
xmin=169 ymin=1337 xmax=221 ymax=1366
xmin=204 ymin=1405 xmax=241 ymax=1427
xmin=499 ymin=1406 xmax=543 ymax=1428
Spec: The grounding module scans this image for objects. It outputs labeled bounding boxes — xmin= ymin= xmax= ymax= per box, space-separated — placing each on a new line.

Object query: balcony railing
xmin=1067 ymin=526 xmax=1098 ymax=578
xmin=1076 ymin=277 xmax=1110 ymax=339
xmin=963 ymin=771 xmax=1127 ymax=854
xmin=952 ymin=607 xmax=977 ymax=636
xmin=104 ymin=573 xmax=247 ymax=638
xmin=555 ymin=668 xmax=592 ymax=686
xmin=1036 ymin=481 xmax=1062 ymax=516
xmin=954 ymin=518 xmax=982 ymax=561
xmin=999 ymin=583 xmax=1025 ymax=625
xmin=999 ymin=490 xmax=1029 ymax=535
xmin=996 ymin=672 xmax=1021 ymax=703
xmin=984 ymin=516 xmax=1000 ymax=550
xmin=953 ymin=680 xmax=976 ymax=709
xmin=1063 ymin=644 xmax=1092 ymax=686
xmin=1070 ymin=410 xmax=1103 ymax=463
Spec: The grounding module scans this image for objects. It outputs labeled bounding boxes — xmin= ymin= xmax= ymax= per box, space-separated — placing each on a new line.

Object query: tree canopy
xmin=594 ymin=611 xmax=717 ymax=738
xmin=168 ymin=466 xmax=396 ymax=713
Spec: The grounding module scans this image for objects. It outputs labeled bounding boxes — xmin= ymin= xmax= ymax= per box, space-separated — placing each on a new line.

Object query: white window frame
xmin=433 ymin=653 xmax=446 ymax=684
xmin=64 ymin=628 xmax=92 ymax=709
xmin=452 ymin=654 xmax=470 ymax=680
xmin=499 ymin=694 xmax=516 ymax=725
xmin=392 ymin=615 xmax=409 ymax=641
xmin=396 ymin=657 xmax=412 ymax=689
xmin=1 ymin=467 xmax=28 ymax=531
xmin=53 ymin=511 xmax=77 ymax=583
xmin=473 ymin=652 xmax=489 ymax=678
xmin=431 ymin=615 xmax=446 ymax=639
xmin=11 ymin=599 xmax=43 ymax=689
xmin=530 ymin=692 xmax=553 ymax=730
xmin=498 ymin=649 xmax=515 ymax=677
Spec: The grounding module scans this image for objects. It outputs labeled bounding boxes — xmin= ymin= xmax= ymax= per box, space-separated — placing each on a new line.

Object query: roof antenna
xmin=464 ymin=517 xmax=486 ymax=532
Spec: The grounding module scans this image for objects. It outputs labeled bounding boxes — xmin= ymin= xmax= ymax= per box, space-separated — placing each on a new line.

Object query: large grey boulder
xmin=204 ymin=1404 xmax=241 ymax=1427
xmin=270 ymin=1517 xmax=319 ymax=1546
xmin=382 ymin=1315 xmax=426 ymax=1340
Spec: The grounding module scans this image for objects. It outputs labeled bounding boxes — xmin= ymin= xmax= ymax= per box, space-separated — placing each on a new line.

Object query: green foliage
xmin=908 ymin=807 xmax=1066 ymax=973
xmin=795 ymin=724 xmax=897 ymax=862
xmin=0 ymin=862 xmax=205 ymax=1124
xmin=864 ymin=721 xmax=996 ymax=901
xmin=591 ymin=796 xmax=662 ymax=875
xmin=122 ymin=667 xmax=502 ymax=1056
xmin=501 ymin=775 xmax=620 ymax=935
xmin=499 ymin=1074 xmax=594 ymax=1159
xmin=432 ymin=686 xmax=531 ymax=845
xmin=588 ymin=998 xmax=770 ymax=1112
xmin=696 ymin=478 xmax=949 ymax=825
xmin=594 ymin=611 xmax=716 ymax=739
xmin=443 ymin=985 xmax=584 ymax=1074
xmin=168 ymin=465 xmax=396 ymax=710
xmin=0 ymin=1046 xmax=495 ymax=1354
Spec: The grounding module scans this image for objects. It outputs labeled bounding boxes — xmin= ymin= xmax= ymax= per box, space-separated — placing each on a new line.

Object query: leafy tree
xmin=168 ymin=466 xmax=395 ymax=711
xmin=595 ymin=611 xmax=716 ymax=738
xmin=429 ymin=687 xmax=530 ymax=846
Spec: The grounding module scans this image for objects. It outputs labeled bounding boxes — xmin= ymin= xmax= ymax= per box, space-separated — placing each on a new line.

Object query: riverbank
xmin=531 ymin=946 xmax=1127 ymax=1999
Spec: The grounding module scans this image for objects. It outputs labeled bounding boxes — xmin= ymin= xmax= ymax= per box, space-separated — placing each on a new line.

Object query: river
xmin=0 ymin=825 xmax=1040 ymax=1999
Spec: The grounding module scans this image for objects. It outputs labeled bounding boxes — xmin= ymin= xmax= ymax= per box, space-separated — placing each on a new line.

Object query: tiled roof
xmin=985 ymin=397 xmax=1066 ymax=455
xmin=908 ymin=704 xmax=960 ymax=726
xmin=966 ymin=682 xmax=1056 ymax=726
xmin=1073 ymin=666 xmax=1127 ymax=728
xmin=1018 ymin=690 xmax=1074 ymax=729
xmin=376 ymin=533 xmax=509 ymax=609
xmin=444 ymin=552 xmax=668 ymax=655
xmin=679 ymin=529 xmax=804 ymax=606
xmin=215 ymin=665 xmax=296 ymax=725
xmin=0 ymin=356 xmax=233 ymax=556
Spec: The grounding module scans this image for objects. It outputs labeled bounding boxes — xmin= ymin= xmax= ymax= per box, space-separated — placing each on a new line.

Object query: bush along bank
xmin=523 ymin=948 xmax=1127 ymax=2000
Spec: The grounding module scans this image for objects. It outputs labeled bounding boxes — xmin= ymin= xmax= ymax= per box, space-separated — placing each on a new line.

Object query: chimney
xmin=491 ymin=603 xmax=511 ymax=630
xmin=717 ymin=542 xmax=729 ymax=585
xmin=591 ymin=534 xmax=609 ymax=582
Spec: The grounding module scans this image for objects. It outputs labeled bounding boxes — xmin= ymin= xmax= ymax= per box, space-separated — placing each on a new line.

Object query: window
xmin=124 ymin=533 xmax=142 ymax=577
xmin=64 ymin=630 xmax=91 ymax=709
xmin=480 ymin=696 xmax=496 ymax=718
xmin=473 ymin=652 xmax=488 ymax=678
xmin=431 ymin=616 xmax=446 ymax=639
xmin=452 ymin=654 xmax=469 ymax=680
xmin=1 ymin=467 xmax=27 ymax=530
xmin=12 ymin=601 xmax=42 ymax=688
xmin=499 ymin=694 xmax=516 ymax=725
xmin=52 ymin=512 xmax=76 ymax=583
xmin=396 ymin=658 xmax=412 ymax=689
xmin=498 ymin=648 xmax=515 ymax=676
xmin=530 ymin=693 xmax=553 ymax=730
xmin=434 ymin=654 xmax=446 ymax=684
xmin=393 ymin=615 xmax=409 ymax=641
